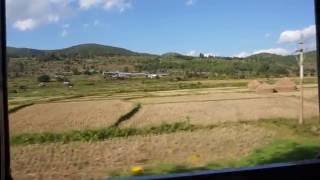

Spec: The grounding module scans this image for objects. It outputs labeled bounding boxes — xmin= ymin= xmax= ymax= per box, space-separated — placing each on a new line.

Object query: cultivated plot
xmin=11 ymin=123 xmax=276 ymax=179
xmin=123 ymin=88 xmax=319 ymax=128
xmin=10 ymin=100 xmax=135 ymax=135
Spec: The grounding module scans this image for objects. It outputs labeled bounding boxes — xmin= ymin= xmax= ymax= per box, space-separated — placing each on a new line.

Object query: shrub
xmin=83 ymin=69 xmax=92 ymax=75
xmin=55 ymin=76 xmax=68 ymax=82
xmin=37 ymin=74 xmax=50 ymax=82
xmin=18 ymin=85 xmax=28 ymax=90
xmin=8 ymin=89 xmax=18 ymax=93
xmin=72 ymin=68 xmax=81 ymax=75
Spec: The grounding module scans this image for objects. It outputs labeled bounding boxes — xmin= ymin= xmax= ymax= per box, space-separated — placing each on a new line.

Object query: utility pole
xmin=298 ymin=39 xmax=304 ymax=125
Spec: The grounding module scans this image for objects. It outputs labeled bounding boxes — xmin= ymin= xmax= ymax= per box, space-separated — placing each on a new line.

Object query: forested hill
xmin=7 ymin=43 xmax=317 ymax=78
xmin=7 ymin=43 xmax=139 ymax=58
xmin=136 ymin=51 xmax=316 ymax=78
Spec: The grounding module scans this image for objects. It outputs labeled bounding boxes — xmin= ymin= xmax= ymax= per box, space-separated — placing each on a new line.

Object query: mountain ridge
xmin=7 ymin=43 xmax=316 ymax=59
xmin=7 ymin=43 xmax=140 ymax=58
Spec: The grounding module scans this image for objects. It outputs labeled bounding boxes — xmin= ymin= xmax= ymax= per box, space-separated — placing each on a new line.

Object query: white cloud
xmin=235 ymin=25 xmax=316 ymax=58
xmin=278 ymin=30 xmax=302 ymax=43
xmin=186 ymin=50 xmax=217 ymax=57
xmin=104 ymin=0 xmax=132 ymax=12
xmin=47 ymin=14 xmax=60 ymax=22
xmin=234 ymin=48 xmax=289 ymax=58
xmin=7 ymin=0 xmax=73 ymax=31
xmin=278 ymin=25 xmax=316 ymax=43
xmin=79 ymin=0 xmax=132 ymax=12
xmin=234 ymin=52 xmax=251 ymax=58
xmin=203 ymin=53 xmax=216 ymax=57
xmin=186 ymin=0 xmax=196 ymax=6
xmin=253 ymin=48 xmax=289 ymax=55
xmin=61 ymin=29 xmax=68 ymax=37
xmin=13 ymin=18 xmax=38 ymax=31
xmin=7 ymin=0 xmax=131 ymax=31
xmin=187 ymin=50 xmax=197 ymax=56
xmin=79 ymin=0 xmax=100 ymax=9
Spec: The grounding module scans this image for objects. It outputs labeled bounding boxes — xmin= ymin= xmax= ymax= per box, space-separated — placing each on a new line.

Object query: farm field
xmin=10 ymin=85 xmax=319 ymax=133
xmin=11 ymin=123 xmax=278 ymax=179
xmin=124 ymin=87 xmax=318 ymax=128
xmin=6 ymin=2 xmax=319 ymax=178
xmin=7 ymin=76 xmax=317 ymax=111
xmin=8 ymin=78 xmax=320 ymax=179
xmin=10 ymin=100 xmax=135 ymax=135
xmin=10 ymin=117 xmax=320 ymax=179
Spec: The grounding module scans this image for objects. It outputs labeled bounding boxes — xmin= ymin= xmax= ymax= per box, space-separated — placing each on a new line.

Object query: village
xmin=102 ymin=71 xmax=169 ymax=79
xmin=36 ymin=71 xmax=169 ymax=88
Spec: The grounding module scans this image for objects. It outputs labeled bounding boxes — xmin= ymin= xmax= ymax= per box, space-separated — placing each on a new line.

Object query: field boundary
xmin=142 ymin=96 xmax=293 ymax=105
xmin=8 ymin=103 xmax=34 ymax=113
xmin=10 ymin=121 xmax=195 ymax=145
xmin=112 ymin=103 xmax=142 ymax=127
xmin=8 ymin=94 xmax=86 ymax=113
xmin=10 ymin=117 xmax=320 ymax=146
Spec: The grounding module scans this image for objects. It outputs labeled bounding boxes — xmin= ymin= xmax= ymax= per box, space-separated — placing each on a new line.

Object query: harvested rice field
xmin=9 ymin=83 xmax=320 ymax=179
xmin=10 ymin=100 xmax=135 ymax=135
xmin=11 ymin=123 xmax=277 ymax=179
xmin=123 ymin=88 xmax=319 ymax=128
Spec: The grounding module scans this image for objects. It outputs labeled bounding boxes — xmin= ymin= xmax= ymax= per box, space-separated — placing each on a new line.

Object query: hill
xmin=247 ymin=53 xmax=284 ymax=59
xmin=50 ymin=43 xmax=138 ymax=57
xmin=7 ymin=43 xmax=140 ymax=58
xmin=7 ymin=47 xmax=45 ymax=58
xmin=7 ymin=43 xmax=317 ymax=79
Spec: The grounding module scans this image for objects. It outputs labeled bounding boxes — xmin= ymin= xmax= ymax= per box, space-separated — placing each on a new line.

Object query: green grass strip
xmin=8 ymin=103 xmax=34 ymax=113
xmin=11 ymin=117 xmax=320 ymax=146
xmin=11 ymin=121 xmax=197 ymax=145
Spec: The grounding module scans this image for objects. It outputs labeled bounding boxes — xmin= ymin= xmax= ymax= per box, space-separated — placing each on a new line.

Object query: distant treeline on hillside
xmin=7 ymin=43 xmax=317 ymax=79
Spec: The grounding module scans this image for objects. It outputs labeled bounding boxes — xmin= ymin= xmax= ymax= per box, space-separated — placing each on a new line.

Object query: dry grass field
xmin=123 ymin=88 xmax=318 ymax=128
xmin=11 ymin=123 xmax=277 ymax=179
xmin=9 ymin=84 xmax=320 ymax=179
xmin=10 ymin=100 xmax=134 ymax=135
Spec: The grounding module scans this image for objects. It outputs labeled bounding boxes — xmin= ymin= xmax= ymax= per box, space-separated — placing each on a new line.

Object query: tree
xmin=83 ymin=69 xmax=92 ymax=75
xmin=72 ymin=68 xmax=81 ymax=75
xmin=18 ymin=62 xmax=24 ymax=73
xmin=199 ymin=53 xmax=205 ymax=58
xmin=37 ymin=75 xmax=50 ymax=82
xmin=123 ymin=66 xmax=129 ymax=72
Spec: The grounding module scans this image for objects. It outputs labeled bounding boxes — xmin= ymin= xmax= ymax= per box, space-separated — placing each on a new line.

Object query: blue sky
xmin=6 ymin=0 xmax=316 ymax=57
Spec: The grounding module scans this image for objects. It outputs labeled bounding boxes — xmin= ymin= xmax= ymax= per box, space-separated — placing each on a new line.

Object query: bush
xmin=56 ymin=76 xmax=69 ymax=82
xmin=72 ymin=68 xmax=81 ymax=75
xmin=8 ymin=89 xmax=18 ymax=93
xmin=83 ymin=69 xmax=92 ymax=75
xmin=37 ymin=75 xmax=50 ymax=82
xmin=18 ymin=85 xmax=28 ymax=90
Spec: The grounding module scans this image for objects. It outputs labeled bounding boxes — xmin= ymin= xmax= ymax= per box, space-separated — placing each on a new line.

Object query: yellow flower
xmin=188 ymin=154 xmax=201 ymax=165
xmin=131 ymin=166 xmax=144 ymax=175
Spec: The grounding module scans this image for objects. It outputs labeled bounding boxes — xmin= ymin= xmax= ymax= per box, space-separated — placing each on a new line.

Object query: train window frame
xmin=1 ymin=1 xmax=320 ymax=180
